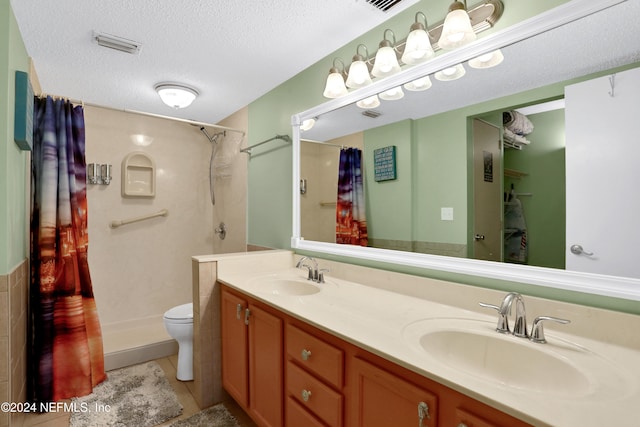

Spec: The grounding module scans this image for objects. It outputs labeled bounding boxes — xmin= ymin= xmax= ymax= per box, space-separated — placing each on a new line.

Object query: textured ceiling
xmin=9 ymin=0 xmax=419 ymax=124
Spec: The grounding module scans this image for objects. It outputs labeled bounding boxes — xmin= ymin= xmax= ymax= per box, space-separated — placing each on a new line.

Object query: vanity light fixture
xmin=371 ymin=30 xmax=401 ymax=78
xmin=155 ymin=83 xmax=198 ymax=109
xmin=356 ymin=95 xmax=381 ymax=109
xmin=401 ymin=12 xmax=435 ymax=66
xmin=320 ymin=1 xmax=503 ymax=98
xmin=435 ymin=64 xmax=466 ymax=81
xmin=468 ymin=49 xmax=504 ymax=69
xmin=345 ymin=45 xmax=373 ymax=89
xmin=403 ymin=75 xmax=433 ymax=91
xmin=323 ymin=58 xmax=349 ymax=98
xmin=379 ymin=86 xmax=405 ymax=101
xmin=438 ymin=1 xmax=477 ymax=49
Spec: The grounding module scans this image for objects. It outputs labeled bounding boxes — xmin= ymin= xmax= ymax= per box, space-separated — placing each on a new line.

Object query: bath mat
xmin=168 ymin=403 xmax=240 ymax=427
xmin=70 ymin=361 xmax=183 ymax=427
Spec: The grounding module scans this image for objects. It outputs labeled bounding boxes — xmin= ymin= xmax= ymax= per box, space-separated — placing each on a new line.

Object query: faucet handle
xmin=529 ymin=316 xmax=571 ymax=344
xmin=479 ymin=302 xmax=510 ymax=333
xmin=317 ymin=268 xmax=330 ymax=283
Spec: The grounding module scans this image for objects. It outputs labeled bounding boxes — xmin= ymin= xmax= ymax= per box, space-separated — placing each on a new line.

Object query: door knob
xmin=474 ymin=234 xmax=485 ymax=241
xmin=570 ymin=244 xmax=593 ymax=256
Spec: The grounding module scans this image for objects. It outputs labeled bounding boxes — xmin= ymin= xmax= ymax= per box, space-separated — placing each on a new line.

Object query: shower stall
xmin=84 ymin=105 xmax=247 ymax=370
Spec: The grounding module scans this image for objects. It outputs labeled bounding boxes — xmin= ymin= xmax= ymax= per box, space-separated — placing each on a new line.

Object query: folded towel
xmin=504 ymin=110 xmax=534 ymax=136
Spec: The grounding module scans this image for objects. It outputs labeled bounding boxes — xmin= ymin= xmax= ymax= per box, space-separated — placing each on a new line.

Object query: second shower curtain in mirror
xmin=336 ymin=148 xmax=368 ymax=246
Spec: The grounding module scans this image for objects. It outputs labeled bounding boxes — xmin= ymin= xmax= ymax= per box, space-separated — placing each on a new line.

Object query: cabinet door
xmin=221 ymin=289 xmax=249 ymax=407
xmin=351 ymin=357 xmax=438 ymax=427
xmin=249 ymin=303 xmax=284 ymax=427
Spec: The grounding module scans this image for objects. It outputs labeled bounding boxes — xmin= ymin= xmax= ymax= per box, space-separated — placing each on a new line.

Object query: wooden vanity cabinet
xmin=221 ymin=285 xmax=532 ymax=427
xmin=285 ymin=323 xmax=345 ymax=426
xmin=350 ymin=356 xmax=437 ymax=427
xmin=221 ymin=287 xmax=283 ymax=427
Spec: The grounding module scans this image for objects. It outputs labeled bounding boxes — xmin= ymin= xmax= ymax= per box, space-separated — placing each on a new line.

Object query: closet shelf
xmin=504 ymin=168 xmax=528 ymax=178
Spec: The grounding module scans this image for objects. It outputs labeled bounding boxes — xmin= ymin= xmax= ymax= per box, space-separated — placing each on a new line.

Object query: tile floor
xmin=20 ymin=355 xmax=257 ymax=427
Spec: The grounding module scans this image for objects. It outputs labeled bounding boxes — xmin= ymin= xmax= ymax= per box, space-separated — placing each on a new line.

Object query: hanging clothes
xmin=336 ymin=148 xmax=368 ymax=246
xmin=504 ymin=191 xmax=528 ymax=264
xmin=30 ymin=96 xmax=106 ymax=402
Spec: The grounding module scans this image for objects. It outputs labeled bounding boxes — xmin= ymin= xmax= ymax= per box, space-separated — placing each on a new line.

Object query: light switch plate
xmin=441 ymin=207 xmax=454 ymax=221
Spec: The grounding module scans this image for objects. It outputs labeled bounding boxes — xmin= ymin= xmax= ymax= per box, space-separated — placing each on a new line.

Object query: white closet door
xmin=565 ymin=67 xmax=640 ymax=278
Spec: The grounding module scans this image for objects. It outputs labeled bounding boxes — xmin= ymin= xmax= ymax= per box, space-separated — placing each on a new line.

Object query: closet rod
xmin=36 ymin=92 xmax=245 ymax=135
xmin=110 ymin=209 xmax=168 ymax=229
xmin=301 ymin=139 xmax=345 ymax=149
xmin=240 ymin=134 xmax=291 ymax=155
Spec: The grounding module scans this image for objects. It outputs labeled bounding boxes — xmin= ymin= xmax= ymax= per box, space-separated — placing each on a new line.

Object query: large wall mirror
xmin=292 ymin=0 xmax=640 ymax=301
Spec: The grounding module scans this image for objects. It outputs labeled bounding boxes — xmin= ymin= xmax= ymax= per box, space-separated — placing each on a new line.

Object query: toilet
xmin=163 ymin=303 xmax=193 ymax=381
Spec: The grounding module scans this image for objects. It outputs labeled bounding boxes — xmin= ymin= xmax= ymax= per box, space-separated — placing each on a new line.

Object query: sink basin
xmin=254 ymin=278 xmax=321 ymax=296
xmin=402 ymin=318 xmax=613 ymax=396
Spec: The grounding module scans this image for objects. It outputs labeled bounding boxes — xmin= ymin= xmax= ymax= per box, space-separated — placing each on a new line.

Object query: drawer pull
xmin=301 ymin=349 xmax=312 ymax=361
xmin=418 ymin=401 xmax=430 ymax=427
xmin=301 ymin=389 xmax=312 ymax=402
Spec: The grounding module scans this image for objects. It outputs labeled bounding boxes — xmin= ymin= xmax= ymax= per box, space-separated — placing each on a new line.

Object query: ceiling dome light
xmin=371 ymin=30 xmax=401 ymax=78
xmin=356 ymin=95 xmax=381 ymax=109
xmin=469 ymin=49 xmax=504 ymax=69
xmin=300 ymin=118 xmax=316 ymax=131
xmin=438 ymin=1 xmax=476 ymax=50
xmin=346 ymin=44 xmax=373 ymax=89
xmin=434 ymin=64 xmax=466 ymax=81
xmin=404 ymin=75 xmax=432 ymax=92
xmin=401 ymin=12 xmax=435 ymax=66
xmin=155 ymin=83 xmax=198 ymax=109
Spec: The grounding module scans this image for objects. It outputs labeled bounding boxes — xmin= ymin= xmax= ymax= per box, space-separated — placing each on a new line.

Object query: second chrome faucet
xmin=480 ymin=292 xmax=570 ymax=343
xmin=295 ymin=256 xmax=327 ymax=283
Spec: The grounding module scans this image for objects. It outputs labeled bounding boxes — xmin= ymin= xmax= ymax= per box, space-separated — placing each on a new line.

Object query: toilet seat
xmin=163 ymin=303 xmax=193 ymax=324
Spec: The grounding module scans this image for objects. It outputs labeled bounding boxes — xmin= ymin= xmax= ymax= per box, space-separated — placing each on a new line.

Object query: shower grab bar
xmin=110 ymin=209 xmax=168 ymax=228
xmin=240 ymin=134 xmax=291 ymax=155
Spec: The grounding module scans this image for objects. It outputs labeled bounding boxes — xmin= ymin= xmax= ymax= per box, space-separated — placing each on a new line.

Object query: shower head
xmin=199 ymin=126 xmax=225 ymax=144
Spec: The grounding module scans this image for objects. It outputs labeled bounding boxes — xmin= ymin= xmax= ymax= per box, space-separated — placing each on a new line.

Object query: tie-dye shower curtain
xmin=336 ymin=148 xmax=368 ymax=246
xmin=29 ymin=96 xmax=106 ymax=403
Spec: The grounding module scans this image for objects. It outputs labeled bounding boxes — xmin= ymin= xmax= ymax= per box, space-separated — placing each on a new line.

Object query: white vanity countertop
xmin=213 ymin=259 xmax=640 ymax=427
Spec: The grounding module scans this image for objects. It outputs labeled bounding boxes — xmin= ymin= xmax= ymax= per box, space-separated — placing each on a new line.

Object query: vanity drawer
xmin=286 ymin=324 xmax=344 ymax=388
xmin=286 ymin=361 xmax=343 ymax=427
xmin=286 ymin=396 xmax=328 ymax=427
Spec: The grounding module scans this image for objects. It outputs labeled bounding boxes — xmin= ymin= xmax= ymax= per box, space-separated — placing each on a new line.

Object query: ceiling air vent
xmin=362 ymin=110 xmax=382 ymax=119
xmin=93 ymin=31 xmax=142 ymax=55
xmin=366 ymin=0 xmax=404 ymax=12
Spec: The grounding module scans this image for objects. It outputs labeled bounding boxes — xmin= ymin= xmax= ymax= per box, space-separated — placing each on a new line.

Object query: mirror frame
xmin=291 ymin=0 xmax=640 ymax=302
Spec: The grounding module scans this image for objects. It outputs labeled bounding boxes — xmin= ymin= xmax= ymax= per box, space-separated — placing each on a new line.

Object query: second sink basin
xmin=402 ymin=318 xmax=629 ymax=398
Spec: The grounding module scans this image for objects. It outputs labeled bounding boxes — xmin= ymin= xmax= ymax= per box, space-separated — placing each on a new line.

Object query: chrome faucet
xmin=480 ymin=292 xmax=571 ymax=343
xmin=295 ymin=256 xmax=325 ymax=283
xmin=480 ymin=292 xmax=527 ymax=337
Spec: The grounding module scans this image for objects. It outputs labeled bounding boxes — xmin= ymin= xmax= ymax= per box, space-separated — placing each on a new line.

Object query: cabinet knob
xmin=458 ymin=424 xmax=468 ymax=427
xmin=236 ymin=304 xmax=242 ymax=320
xmin=301 ymin=389 xmax=312 ymax=402
xmin=301 ymin=349 xmax=312 ymax=361
xmin=244 ymin=308 xmax=251 ymax=325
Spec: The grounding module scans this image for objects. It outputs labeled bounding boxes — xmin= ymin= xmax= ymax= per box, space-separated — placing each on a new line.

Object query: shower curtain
xmin=29 ymin=96 xmax=106 ymax=403
xmin=336 ymin=148 xmax=368 ymax=246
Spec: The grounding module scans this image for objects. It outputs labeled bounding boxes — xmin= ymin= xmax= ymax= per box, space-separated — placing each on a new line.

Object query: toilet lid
xmin=164 ymin=303 xmax=193 ymax=320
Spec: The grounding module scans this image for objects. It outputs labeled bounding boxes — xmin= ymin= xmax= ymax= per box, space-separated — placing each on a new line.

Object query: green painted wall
xmin=363 ymin=120 xmax=413 ymax=241
xmin=0 ymin=0 xmax=30 ymax=275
